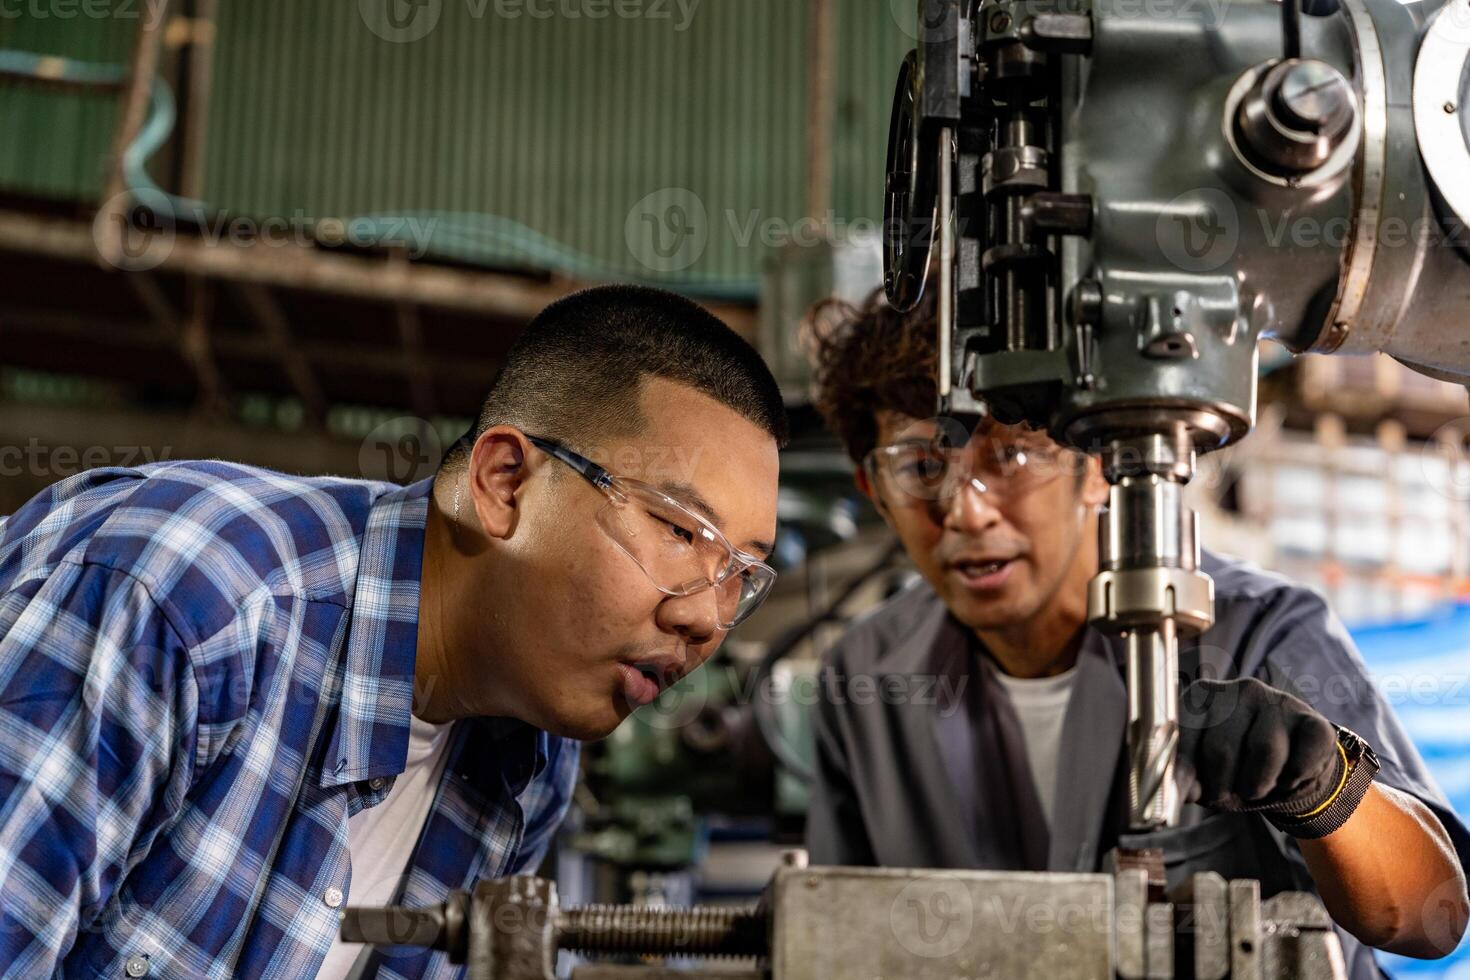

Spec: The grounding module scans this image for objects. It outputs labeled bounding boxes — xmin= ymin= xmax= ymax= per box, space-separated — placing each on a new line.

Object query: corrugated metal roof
xmin=2 ymin=0 xmax=912 ymax=294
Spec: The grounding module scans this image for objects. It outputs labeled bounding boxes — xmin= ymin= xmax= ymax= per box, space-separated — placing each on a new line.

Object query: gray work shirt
xmin=806 ymin=550 xmax=1470 ymax=979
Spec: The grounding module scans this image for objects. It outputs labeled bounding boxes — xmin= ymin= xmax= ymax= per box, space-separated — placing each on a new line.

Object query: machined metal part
xmin=1234 ymin=59 xmax=1359 ymax=174
xmin=1314 ymin=0 xmax=1470 ymax=378
xmin=1259 ymin=893 xmax=1352 ymax=979
xmin=340 ymin=866 xmax=1346 ymax=980
xmin=769 ymin=866 xmax=1115 ymax=978
xmin=1089 ymin=566 xmax=1215 ymax=633
xmin=1221 ymin=59 xmax=1363 ymax=191
xmin=939 ymin=126 xmax=956 ymax=402
xmin=1412 ymin=0 xmax=1470 ymax=229
xmin=571 ymin=970 xmax=759 ymax=980
xmin=1175 ymin=871 xmax=1233 ymax=980
xmin=1314 ymin=0 xmax=1389 ymax=354
xmin=1088 ymin=432 xmax=1215 ymax=830
xmin=1125 ymin=623 xmax=1185 ymax=828
xmin=883 ymin=50 xmax=934 ymax=314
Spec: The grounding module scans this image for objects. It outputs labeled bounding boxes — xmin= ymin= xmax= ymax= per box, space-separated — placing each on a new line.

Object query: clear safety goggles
xmin=528 ymin=435 xmax=777 ymax=629
xmin=862 ymin=422 xmax=1082 ymax=506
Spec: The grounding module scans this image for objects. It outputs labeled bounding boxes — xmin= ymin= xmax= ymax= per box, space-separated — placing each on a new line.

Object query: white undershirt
xmin=992 ymin=665 xmax=1079 ymax=830
xmin=316 ymin=713 xmax=455 ymax=979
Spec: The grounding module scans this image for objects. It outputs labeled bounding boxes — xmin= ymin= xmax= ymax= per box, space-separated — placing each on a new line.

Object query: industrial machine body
xmin=338 ymin=862 xmax=1348 ymax=980
xmin=882 ymin=0 xmax=1470 ymax=830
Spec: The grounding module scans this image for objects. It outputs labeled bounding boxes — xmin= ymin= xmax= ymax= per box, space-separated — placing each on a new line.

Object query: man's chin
xmin=533 ymin=700 xmax=628 ymax=742
xmin=943 ymin=588 xmax=1032 ymax=632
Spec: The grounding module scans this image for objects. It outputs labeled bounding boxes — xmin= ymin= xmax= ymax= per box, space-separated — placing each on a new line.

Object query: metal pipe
xmin=178 ymin=0 xmax=218 ymax=202
xmin=96 ymin=0 xmax=171 ymax=270
xmin=938 ymin=127 xmax=955 ymax=404
xmin=803 ymin=0 xmax=836 ymax=226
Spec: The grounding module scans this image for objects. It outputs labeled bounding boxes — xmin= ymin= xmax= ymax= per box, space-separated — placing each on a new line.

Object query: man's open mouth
xmin=617 ymin=662 xmax=673 ymax=707
xmin=950 ymin=557 xmax=1016 ymax=589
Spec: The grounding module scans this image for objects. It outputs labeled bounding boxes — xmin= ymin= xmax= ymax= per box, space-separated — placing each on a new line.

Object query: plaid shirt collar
xmin=319 ymin=476 xmax=433 ymax=788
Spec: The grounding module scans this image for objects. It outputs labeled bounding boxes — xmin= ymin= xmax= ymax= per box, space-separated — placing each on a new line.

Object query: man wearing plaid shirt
xmin=0 ymin=285 xmax=787 ymax=978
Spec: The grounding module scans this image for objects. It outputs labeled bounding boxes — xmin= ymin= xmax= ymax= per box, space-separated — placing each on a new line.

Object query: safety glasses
xmin=862 ymin=421 xmax=1083 ymax=506
xmin=527 ymin=435 xmax=777 ymax=629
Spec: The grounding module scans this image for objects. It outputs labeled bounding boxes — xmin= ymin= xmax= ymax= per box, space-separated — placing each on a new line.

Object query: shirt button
xmin=369 ymin=777 xmax=386 ymax=791
xmin=125 ymin=955 xmax=149 ymax=978
xmin=324 ymin=887 xmax=345 ymax=908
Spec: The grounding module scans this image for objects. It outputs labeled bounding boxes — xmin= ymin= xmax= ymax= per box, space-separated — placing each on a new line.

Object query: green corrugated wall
xmin=0 ymin=2 xmax=134 ymax=200
xmin=0 ymin=0 xmax=911 ymax=293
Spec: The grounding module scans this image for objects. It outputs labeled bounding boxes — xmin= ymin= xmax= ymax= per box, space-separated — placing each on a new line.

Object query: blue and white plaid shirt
xmin=0 ymin=461 xmax=579 ymax=978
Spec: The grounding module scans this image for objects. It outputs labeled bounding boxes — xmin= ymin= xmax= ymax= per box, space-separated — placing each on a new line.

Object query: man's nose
xmin=939 ymin=475 xmax=1004 ymax=533
xmin=654 ymin=588 xmax=721 ymax=645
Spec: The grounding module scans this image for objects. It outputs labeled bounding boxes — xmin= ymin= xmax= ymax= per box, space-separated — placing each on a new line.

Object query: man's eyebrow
xmin=659 ymin=481 xmax=775 ymax=559
xmin=659 ymin=481 xmax=723 ymax=525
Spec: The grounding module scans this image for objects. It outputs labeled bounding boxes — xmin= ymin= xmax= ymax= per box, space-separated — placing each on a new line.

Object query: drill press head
xmin=880 ymin=0 xmax=1470 ymax=827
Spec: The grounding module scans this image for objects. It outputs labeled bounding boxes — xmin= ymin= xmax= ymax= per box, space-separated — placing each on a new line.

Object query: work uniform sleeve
xmin=806 ymin=656 xmax=878 ymax=866
xmin=0 ymin=562 xmax=199 ymax=976
xmin=1241 ymin=586 xmax=1470 ymax=897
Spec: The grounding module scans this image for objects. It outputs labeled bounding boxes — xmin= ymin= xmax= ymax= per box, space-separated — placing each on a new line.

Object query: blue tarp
xmin=1351 ymin=604 xmax=1470 ymax=979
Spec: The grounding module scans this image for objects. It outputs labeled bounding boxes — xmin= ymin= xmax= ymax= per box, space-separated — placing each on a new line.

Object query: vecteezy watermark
xmin=358 ymin=0 xmax=443 ymax=42
xmin=724 ymin=209 xmax=889 ymax=252
xmin=631 ymin=662 xmax=972 ymax=733
xmin=887 ymin=0 xmax=963 ymax=44
xmin=93 ymin=188 xmax=176 ymax=272
xmin=1156 ymin=188 xmax=1241 ymax=274
xmin=358 ymin=0 xmax=700 ymax=42
xmin=92 ymin=190 xmax=439 ymax=273
xmin=0 ymin=440 xmax=173 ymax=478
xmin=1420 ymin=873 xmax=1470 ymax=956
xmin=1156 ymin=189 xmax=1470 ymax=273
xmin=624 ymin=187 xmax=709 ymax=273
xmin=1258 ymin=211 xmax=1470 ymax=252
xmin=487 ymin=0 xmax=699 ymax=28
xmin=624 ymin=188 xmax=965 ymax=274
xmin=1107 ymin=0 xmax=1237 ymax=20
xmin=890 ymin=877 xmax=976 ymax=959
xmin=360 ymin=417 xmax=444 ymax=484
xmin=627 ymin=660 xmax=715 ymax=731
xmin=0 ymin=0 xmax=168 ymax=27
xmin=1421 ymin=416 xmax=1470 ymax=502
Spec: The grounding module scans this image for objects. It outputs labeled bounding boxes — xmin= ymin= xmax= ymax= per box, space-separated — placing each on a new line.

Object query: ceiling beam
xmin=0 ymin=208 xmax=756 ymax=337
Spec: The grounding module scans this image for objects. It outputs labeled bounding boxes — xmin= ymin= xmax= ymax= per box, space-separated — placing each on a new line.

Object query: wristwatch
xmin=1267 ymin=726 xmax=1381 ymax=840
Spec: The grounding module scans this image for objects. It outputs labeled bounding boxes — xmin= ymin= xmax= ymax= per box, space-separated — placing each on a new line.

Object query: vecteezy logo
xmin=889 ymin=0 xmax=963 ymax=43
xmin=1422 ymin=873 xmax=1470 ymax=955
xmin=1436 ymin=0 xmax=1470 ymax=42
xmin=358 ymin=0 xmax=443 ymax=43
xmin=1422 ymin=416 xmax=1470 ymax=502
xmin=624 ymin=188 xmax=708 ymax=273
xmin=93 ymin=188 xmax=176 ymax=272
xmin=629 ymin=663 xmax=711 ymax=732
xmin=359 ymin=417 xmax=443 ymax=483
xmin=1156 ymin=188 xmax=1239 ymax=273
xmin=890 ymin=877 xmax=974 ymax=959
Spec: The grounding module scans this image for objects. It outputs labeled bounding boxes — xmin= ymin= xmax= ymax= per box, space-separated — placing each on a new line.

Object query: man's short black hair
xmin=441 ymin=284 xmax=788 ymax=471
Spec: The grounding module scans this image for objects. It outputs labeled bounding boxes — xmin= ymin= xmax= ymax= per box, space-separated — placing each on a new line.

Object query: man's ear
xmin=1081 ymin=454 xmax=1111 ymax=509
xmin=854 ymin=465 xmax=892 ymax=522
xmin=467 ymin=428 xmax=533 ymax=540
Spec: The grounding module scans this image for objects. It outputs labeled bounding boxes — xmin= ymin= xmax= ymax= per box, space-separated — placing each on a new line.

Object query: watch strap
xmin=1267 ymin=726 xmax=1380 ymax=840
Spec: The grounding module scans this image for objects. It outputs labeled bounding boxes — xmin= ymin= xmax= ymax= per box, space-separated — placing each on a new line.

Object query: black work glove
xmin=1175 ymin=677 xmax=1343 ymax=821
